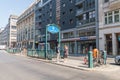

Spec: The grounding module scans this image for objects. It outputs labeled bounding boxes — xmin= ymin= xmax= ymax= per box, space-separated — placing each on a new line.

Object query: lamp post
xmin=95 ymin=0 xmax=99 ymax=49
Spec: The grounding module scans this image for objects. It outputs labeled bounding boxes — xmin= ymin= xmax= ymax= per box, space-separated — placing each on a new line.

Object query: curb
xmin=26 ymin=56 xmax=92 ymax=71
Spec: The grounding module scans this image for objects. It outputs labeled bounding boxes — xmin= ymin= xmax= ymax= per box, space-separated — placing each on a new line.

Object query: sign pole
xmin=45 ymin=26 xmax=47 ymax=59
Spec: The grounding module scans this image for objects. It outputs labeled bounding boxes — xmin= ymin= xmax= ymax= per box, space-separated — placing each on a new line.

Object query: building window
xmin=62 ymin=21 xmax=65 ymax=25
xmin=69 ymin=0 xmax=73 ymax=3
xmin=104 ymin=13 xmax=108 ymax=24
xmin=62 ymin=3 xmax=65 ymax=7
xmin=70 ymin=9 xmax=73 ymax=14
xmin=83 ymin=14 xmax=86 ymax=20
xmin=92 ymin=11 xmax=95 ymax=18
xmin=89 ymin=12 xmax=92 ymax=18
xmin=104 ymin=0 xmax=109 ymax=3
xmin=114 ymin=10 xmax=119 ymax=23
xmin=12 ymin=26 xmax=16 ymax=29
xmin=69 ymin=19 xmax=73 ymax=24
xmin=62 ymin=12 xmax=66 ymax=15
xmin=108 ymin=12 xmax=113 ymax=24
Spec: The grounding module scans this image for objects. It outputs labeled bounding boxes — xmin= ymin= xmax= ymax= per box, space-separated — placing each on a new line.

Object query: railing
xmin=27 ymin=49 xmax=64 ymax=60
xmin=6 ymin=48 xmax=21 ymax=54
xmin=76 ymin=18 xmax=95 ymax=27
xmin=76 ymin=0 xmax=84 ymax=4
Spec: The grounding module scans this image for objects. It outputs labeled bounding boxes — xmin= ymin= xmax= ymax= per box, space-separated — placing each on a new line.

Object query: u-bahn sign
xmin=45 ymin=24 xmax=61 ymax=59
xmin=47 ymin=24 xmax=60 ymax=34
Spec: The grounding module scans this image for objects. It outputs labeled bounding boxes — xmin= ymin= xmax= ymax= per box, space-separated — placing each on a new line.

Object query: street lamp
xmin=95 ymin=0 xmax=99 ymax=50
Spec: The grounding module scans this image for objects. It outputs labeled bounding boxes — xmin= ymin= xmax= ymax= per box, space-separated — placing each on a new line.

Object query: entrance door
xmin=116 ymin=34 xmax=120 ymax=55
xmin=106 ymin=34 xmax=112 ymax=55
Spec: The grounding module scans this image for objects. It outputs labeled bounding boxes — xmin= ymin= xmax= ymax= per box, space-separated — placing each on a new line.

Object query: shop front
xmin=61 ymin=36 xmax=96 ymax=55
xmin=77 ymin=36 xmax=96 ymax=54
xmin=116 ymin=33 xmax=120 ymax=55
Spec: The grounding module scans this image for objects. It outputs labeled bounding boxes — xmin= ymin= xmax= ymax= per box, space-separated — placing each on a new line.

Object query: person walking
xmin=92 ymin=47 xmax=99 ymax=65
xmin=63 ymin=45 xmax=69 ymax=62
xmin=56 ymin=44 xmax=60 ymax=62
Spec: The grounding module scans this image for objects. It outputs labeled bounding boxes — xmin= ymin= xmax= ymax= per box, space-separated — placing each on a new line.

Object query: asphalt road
xmin=0 ymin=50 xmax=116 ymax=80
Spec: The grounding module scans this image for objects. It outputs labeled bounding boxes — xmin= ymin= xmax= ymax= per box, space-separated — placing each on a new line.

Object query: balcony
xmin=76 ymin=0 xmax=84 ymax=5
xmin=76 ymin=18 xmax=95 ymax=27
xmin=76 ymin=9 xmax=83 ymax=16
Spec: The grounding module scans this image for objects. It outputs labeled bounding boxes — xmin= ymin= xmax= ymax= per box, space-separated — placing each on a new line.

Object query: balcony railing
xmin=76 ymin=18 xmax=95 ymax=27
xmin=76 ymin=9 xmax=83 ymax=16
xmin=76 ymin=0 xmax=84 ymax=5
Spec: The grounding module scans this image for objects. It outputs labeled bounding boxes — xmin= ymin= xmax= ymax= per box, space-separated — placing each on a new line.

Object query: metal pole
xmin=88 ymin=51 xmax=93 ymax=68
xmin=32 ymin=3 xmax=36 ymax=50
xmin=58 ymin=31 xmax=60 ymax=47
xmin=45 ymin=27 xmax=47 ymax=59
xmin=95 ymin=0 xmax=99 ymax=49
xmin=103 ymin=51 xmax=107 ymax=64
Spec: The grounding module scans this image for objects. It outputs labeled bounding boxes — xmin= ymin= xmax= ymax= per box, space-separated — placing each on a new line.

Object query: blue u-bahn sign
xmin=47 ymin=24 xmax=60 ymax=34
xmin=45 ymin=24 xmax=60 ymax=59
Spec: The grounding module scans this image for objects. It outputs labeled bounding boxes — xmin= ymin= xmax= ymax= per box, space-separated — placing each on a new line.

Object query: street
xmin=0 ymin=50 xmax=118 ymax=80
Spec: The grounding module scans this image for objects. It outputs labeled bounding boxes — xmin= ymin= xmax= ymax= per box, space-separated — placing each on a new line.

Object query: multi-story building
xmin=0 ymin=25 xmax=8 ymax=46
xmin=60 ymin=0 xmax=76 ymax=54
xmin=75 ymin=0 xmax=96 ymax=54
xmin=0 ymin=15 xmax=18 ymax=48
xmin=35 ymin=0 xmax=76 ymax=53
xmin=0 ymin=27 xmax=4 ymax=45
xmin=35 ymin=0 xmax=57 ymax=50
xmin=35 ymin=0 xmax=99 ymax=55
xmin=17 ymin=2 xmax=35 ymax=49
xmin=99 ymin=0 xmax=120 ymax=55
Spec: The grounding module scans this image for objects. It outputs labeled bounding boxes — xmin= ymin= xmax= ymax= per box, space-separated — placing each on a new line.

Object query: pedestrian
xmin=63 ymin=45 xmax=69 ymax=62
xmin=92 ymin=47 xmax=99 ymax=65
xmin=85 ymin=47 xmax=88 ymax=54
xmin=83 ymin=56 xmax=88 ymax=64
xmin=56 ymin=44 xmax=60 ymax=62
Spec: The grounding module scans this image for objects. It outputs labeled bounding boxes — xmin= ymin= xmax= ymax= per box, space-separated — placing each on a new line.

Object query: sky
xmin=0 ymin=0 xmax=34 ymax=28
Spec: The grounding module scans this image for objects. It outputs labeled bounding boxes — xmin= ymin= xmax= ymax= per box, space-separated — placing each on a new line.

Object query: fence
xmin=27 ymin=49 xmax=64 ymax=60
xmin=6 ymin=48 xmax=21 ymax=54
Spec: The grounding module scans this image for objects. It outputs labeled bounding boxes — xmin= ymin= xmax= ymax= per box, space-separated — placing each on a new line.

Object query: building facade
xmin=0 ymin=25 xmax=8 ymax=46
xmin=34 ymin=0 xmax=98 ymax=55
xmin=60 ymin=0 xmax=76 ymax=54
xmin=17 ymin=3 xmax=35 ymax=49
xmin=0 ymin=15 xmax=18 ymax=48
xmin=0 ymin=27 xmax=4 ymax=45
xmin=35 ymin=0 xmax=77 ymax=53
xmin=35 ymin=0 xmax=57 ymax=50
xmin=99 ymin=0 xmax=120 ymax=55
xmin=75 ymin=0 xmax=96 ymax=54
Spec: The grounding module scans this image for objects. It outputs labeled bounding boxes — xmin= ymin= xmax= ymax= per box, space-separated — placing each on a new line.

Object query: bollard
xmin=103 ymin=51 xmax=107 ymax=64
xmin=88 ymin=51 xmax=93 ymax=68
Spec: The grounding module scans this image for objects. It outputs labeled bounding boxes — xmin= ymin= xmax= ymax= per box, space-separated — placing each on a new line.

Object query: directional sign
xmin=47 ymin=24 xmax=60 ymax=34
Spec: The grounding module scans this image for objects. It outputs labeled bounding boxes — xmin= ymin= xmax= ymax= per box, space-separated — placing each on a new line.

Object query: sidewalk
xmin=50 ymin=57 xmax=120 ymax=72
xmin=14 ymin=53 xmax=120 ymax=72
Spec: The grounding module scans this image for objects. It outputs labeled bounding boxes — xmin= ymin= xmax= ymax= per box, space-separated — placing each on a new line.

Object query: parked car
xmin=115 ymin=55 xmax=120 ymax=65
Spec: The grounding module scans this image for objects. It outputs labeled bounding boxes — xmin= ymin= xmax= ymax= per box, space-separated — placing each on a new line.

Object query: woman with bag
xmin=63 ymin=45 xmax=68 ymax=62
